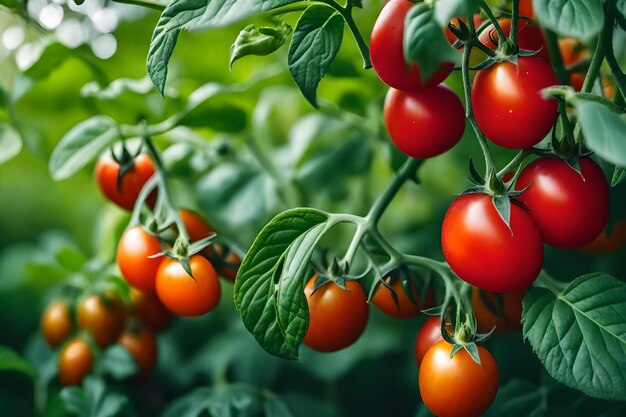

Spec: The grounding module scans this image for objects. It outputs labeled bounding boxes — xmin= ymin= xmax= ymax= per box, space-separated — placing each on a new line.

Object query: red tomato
xmin=130 ymin=289 xmax=172 ymax=332
xmin=582 ymin=221 xmax=626 ymax=253
xmin=472 ymin=57 xmax=559 ymax=149
xmin=519 ymin=0 xmax=534 ymax=18
xmin=118 ymin=324 xmax=158 ymax=376
xmin=372 ymin=277 xmax=433 ymax=318
xmin=384 ymin=85 xmax=465 ymax=159
xmin=117 ymin=226 xmax=163 ymax=292
xmin=95 ymin=154 xmax=156 ymax=211
xmin=178 ymin=209 xmax=214 ymax=243
xmin=478 ymin=18 xmax=550 ymax=62
xmin=419 ymin=340 xmax=499 ymax=417
xmin=441 ymin=193 xmax=544 ymax=293
xmin=58 ymin=338 xmax=93 ymax=386
xmin=370 ymin=0 xmax=451 ymax=91
xmin=77 ymin=293 xmax=126 ymax=347
xmin=444 ymin=14 xmax=482 ymax=46
xmin=41 ymin=299 xmax=73 ymax=347
xmin=472 ymin=288 xmax=524 ymax=332
xmin=303 ymin=277 xmax=369 ymax=352
xmin=155 ymin=255 xmax=221 ymax=317
xmin=559 ymin=38 xmax=588 ymax=91
xmin=516 ymin=157 xmax=610 ymax=248
xmin=414 ymin=317 xmax=452 ymax=365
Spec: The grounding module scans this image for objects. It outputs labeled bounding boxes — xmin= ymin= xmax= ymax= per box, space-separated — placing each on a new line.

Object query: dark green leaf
xmin=230 ymin=22 xmax=292 ymax=69
xmin=434 ymin=0 xmax=480 ymax=28
xmin=61 ymin=377 xmax=129 ymax=417
xmin=264 ymin=397 xmax=293 ymax=417
xmin=0 ymin=345 xmax=36 ymax=379
xmin=288 ymin=5 xmax=344 ymax=106
xmin=533 ymin=0 xmax=604 ymax=38
xmin=575 ymin=100 xmax=626 ymax=168
xmin=0 ymin=121 xmax=22 ymax=164
xmin=484 ymin=380 xmax=546 ymax=417
xmin=234 ymin=208 xmax=332 ymax=359
xmin=523 ymin=273 xmax=626 ymax=400
xmin=612 ymin=167 xmax=626 ymax=186
xmin=49 ymin=116 xmax=118 ymax=180
xmin=100 ymin=346 xmax=138 ymax=380
xmin=618 ymin=0 xmax=626 ymax=18
xmin=162 ymin=387 xmax=214 ymax=417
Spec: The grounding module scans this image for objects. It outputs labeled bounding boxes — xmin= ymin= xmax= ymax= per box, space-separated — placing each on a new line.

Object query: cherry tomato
xmin=472 ymin=288 xmax=524 ymax=332
xmin=444 ymin=14 xmax=482 ymax=46
xmin=58 ymin=338 xmax=93 ymax=386
xmin=77 ymin=293 xmax=126 ymax=347
xmin=118 ymin=324 xmax=158 ymax=376
xmin=414 ymin=317 xmax=452 ymax=365
xmin=178 ymin=209 xmax=214 ymax=243
xmin=441 ymin=193 xmax=544 ymax=293
xmin=130 ymin=289 xmax=172 ymax=332
xmin=582 ymin=221 xmax=626 ymax=253
xmin=472 ymin=57 xmax=559 ymax=149
xmin=218 ymin=250 xmax=240 ymax=282
xmin=117 ymin=226 xmax=163 ymax=291
xmin=559 ymin=38 xmax=588 ymax=91
xmin=41 ymin=299 xmax=73 ymax=347
xmin=95 ymin=153 xmax=156 ymax=211
xmin=384 ymin=85 xmax=465 ymax=159
xmin=371 ymin=277 xmax=433 ymax=318
xmin=519 ymin=0 xmax=534 ymax=18
xmin=419 ymin=340 xmax=499 ymax=417
xmin=155 ymin=255 xmax=221 ymax=317
xmin=370 ymin=0 xmax=451 ymax=91
xmin=478 ymin=18 xmax=550 ymax=62
xmin=516 ymin=157 xmax=610 ymax=248
xmin=303 ymin=277 xmax=369 ymax=352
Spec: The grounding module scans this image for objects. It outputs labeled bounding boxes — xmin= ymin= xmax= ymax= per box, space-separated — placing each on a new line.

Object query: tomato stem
xmin=580 ymin=1 xmax=612 ymax=94
xmin=543 ymin=30 xmax=568 ymax=85
xmin=497 ymin=148 xmax=532 ymax=179
xmin=602 ymin=1 xmax=626 ymax=102
xmin=510 ymin=0 xmax=520 ymax=50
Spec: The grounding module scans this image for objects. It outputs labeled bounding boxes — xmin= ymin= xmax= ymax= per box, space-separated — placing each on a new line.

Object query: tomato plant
xmin=371 ymin=277 xmax=432 ymax=318
xmin=478 ymin=18 xmax=550 ymax=62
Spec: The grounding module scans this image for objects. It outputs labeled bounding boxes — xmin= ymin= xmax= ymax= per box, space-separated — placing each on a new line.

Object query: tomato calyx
xmin=310 ymin=256 xmax=365 ymax=295
xmin=371 ymin=267 xmax=432 ymax=311
xmin=109 ymin=144 xmax=143 ymax=193
xmin=440 ymin=313 xmax=493 ymax=365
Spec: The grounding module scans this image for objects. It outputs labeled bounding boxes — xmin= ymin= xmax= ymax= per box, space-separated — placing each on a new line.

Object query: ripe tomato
xmin=41 ymin=299 xmax=73 ymax=347
xmin=155 ymin=255 xmax=221 ymax=317
xmin=559 ymin=38 xmax=588 ymax=91
xmin=371 ymin=277 xmax=433 ymax=318
xmin=384 ymin=85 xmax=465 ymax=159
xmin=516 ymin=157 xmax=610 ymax=248
xmin=303 ymin=277 xmax=369 ymax=352
xmin=441 ymin=193 xmax=544 ymax=293
xmin=118 ymin=324 xmax=158 ymax=376
xmin=58 ymin=338 xmax=93 ymax=386
xmin=77 ymin=293 xmax=126 ymax=347
xmin=130 ymin=289 xmax=172 ymax=332
xmin=370 ymin=0 xmax=451 ymax=91
xmin=218 ymin=250 xmax=240 ymax=282
xmin=414 ymin=317 xmax=452 ymax=365
xmin=419 ymin=340 xmax=499 ymax=417
xmin=519 ymin=0 xmax=534 ymax=17
xmin=472 ymin=57 xmax=559 ymax=149
xmin=583 ymin=221 xmax=626 ymax=253
xmin=472 ymin=288 xmax=524 ymax=332
xmin=444 ymin=14 xmax=482 ymax=46
xmin=478 ymin=18 xmax=549 ymax=62
xmin=117 ymin=226 xmax=163 ymax=291
xmin=178 ymin=209 xmax=214 ymax=243
xmin=95 ymin=153 xmax=156 ymax=211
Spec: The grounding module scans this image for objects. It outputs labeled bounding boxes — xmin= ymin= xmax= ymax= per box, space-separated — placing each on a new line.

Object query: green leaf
xmin=523 ymin=273 xmax=626 ymax=400
xmin=147 ymin=0 xmax=300 ymax=94
xmin=612 ymin=167 xmax=626 ymax=187
xmin=0 ymin=122 xmax=22 ymax=165
xmin=234 ymin=208 xmax=333 ymax=359
xmin=575 ymin=100 xmax=626 ymax=168
xmin=619 ymin=0 xmax=626 ymax=18
xmin=60 ymin=377 xmax=129 ymax=417
xmin=287 ymin=5 xmax=344 ymax=106
xmin=404 ymin=3 xmax=460 ymax=81
xmin=433 ymin=0 xmax=480 ymax=28
xmin=54 ymin=246 xmax=87 ymax=272
xmin=0 ymin=345 xmax=37 ymax=380
xmin=162 ymin=387 xmax=214 ymax=417
xmin=484 ymin=380 xmax=546 ymax=417
xmin=176 ymin=83 xmax=247 ymax=131
xmin=100 ymin=346 xmax=138 ymax=380
xmin=533 ymin=0 xmax=604 ymax=38
xmin=230 ymin=22 xmax=292 ymax=69
xmin=49 ymin=116 xmax=118 ymax=180
xmin=162 ymin=386 xmax=264 ymax=417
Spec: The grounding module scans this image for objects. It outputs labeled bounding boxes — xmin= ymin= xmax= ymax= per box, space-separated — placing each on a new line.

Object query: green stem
xmin=111 ymin=0 xmax=167 ymax=10
xmin=536 ymin=270 xmax=568 ymax=294
xmin=544 ymin=30 xmax=568 ymax=84
xmin=479 ymin=0 xmax=508 ymax=44
xmin=602 ymin=1 xmax=626 ymax=103
xmin=497 ymin=148 xmax=532 ymax=178
xmin=510 ymin=0 xmax=520 ymax=48
xmin=581 ymin=2 xmax=612 ymax=93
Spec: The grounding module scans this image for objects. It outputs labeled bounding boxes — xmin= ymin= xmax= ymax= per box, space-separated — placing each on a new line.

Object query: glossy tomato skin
xmin=156 ymin=255 xmax=221 ymax=317
xmin=583 ymin=221 xmax=626 ymax=253
xmin=41 ymin=300 xmax=73 ymax=347
xmin=58 ymin=338 xmax=93 ymax=386
xmin=95 ymin=154 xmax=156 ymax=211
xmin=414 ymin=317 xmax=452 ymax=365
xmin=516 ymin=157 xmax=610 ymax=248
xmin=77 ymin=293 xmax=126 ymax=347
xmin=472 ymin=58 xmax=559 ymax=149
xmin=472 ymin=288 xmax=524 ymax=332
xmin=384 ymin=85 xmax=465 ymax=159
xmin=372 ymin=278 xmax=434 ymax=318
xmin=442 ymin=194 xmax=544 ymax=293
xmin=478 ymin=18 xmax=549 ymax=62
xmin=179 ymin=209 xmax=214 ymax=243
xmin=370 ymin=0 xmax=451 ymax=91
xmin=117 ymin=226 xmax=163 ymax=292
xmin=519 ymin=0 xmax=534 ymax=17
xmin=419 ymin=340 xmax=499 ymax=417
xmin=130 ymin=289 xmax=172 ymax=332
xmin=118 ymin=325 xmax=158 ymax=376
xmin=303 ymin=277 xmax=369 ymax=352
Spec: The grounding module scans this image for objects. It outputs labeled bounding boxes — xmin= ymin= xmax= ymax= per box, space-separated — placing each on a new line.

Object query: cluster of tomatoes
xmin=41 ymin=150 xmax=240 ymax=386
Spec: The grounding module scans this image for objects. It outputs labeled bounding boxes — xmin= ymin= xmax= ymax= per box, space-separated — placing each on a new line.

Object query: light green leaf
xmin=576 ymin=99 xmax=626 ymax=168
xmin=0 ymin=122 xmax=22 ymax=164
xmin=230 ymin=22 xmax=292 ymax=69
xmin=434 ymin=0 xmax=480 ymax=28
xmin=533 ymin=0 xmax=604 ymax=38
xmin=0 ymin=345 xmax=37 ymax=380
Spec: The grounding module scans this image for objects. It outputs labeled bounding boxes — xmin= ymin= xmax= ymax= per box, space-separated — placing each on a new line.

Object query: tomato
xmin=178 ymin=209 xmax=214 ymax=243
xmin=218 ymin=250 xmax=240 ymax=282
xmin=95 ymin=153 xmax=156 ymax=211
xmin=303 ymin=277 xmax=369 ymax=352
xmin=370 ymin=0 xmax=451 ymax=91
xmin=441 ymin=193 xmax=544 ymax=293
xmin=58 ymin=338 xmax=93 ymax=386
xmin=444 ymin=14 xmax=482 ymax=46
xmin=414 ymin=317 xmax=452 ymax=365
xmin=516 ymin=157 xmax=610 ymax=248
xmin=130 ymin=289 xmax=172 ymax=332
xmin=77 ymin=293 xmax=126 ymax=347
xmin=603 ymin=77 xmax=615 ymax=100
xmin=41 ymin=299 xmax=73 ymax=347
xmin=117 ymin=226 xmax=163 ymax=291
xmin=118 ymin=324 xmax=158 ymax=376
xmin=478 ymin=18 xmax=549 ymax=62
xmin=371 ymin=277 xmax=433 ymax=318
xmin=519 ymin=0 xmax=534 ymax=18
xmin=384 ymin=85 xmax=465 ymax=159
xmin=582 ymin=221 xmax=626 ymax=253
xmin=156 ymin=255 xmax=221 ymax=316
xmin=472 ymin=57 xmax=559 ymax=149
xmin=472 ymin=288 xmax=524 ymax=332
xmin=559 ymin=38 xmax=588 ymax=91
xmin=419 ymin=340 xmax=499 ymax=417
